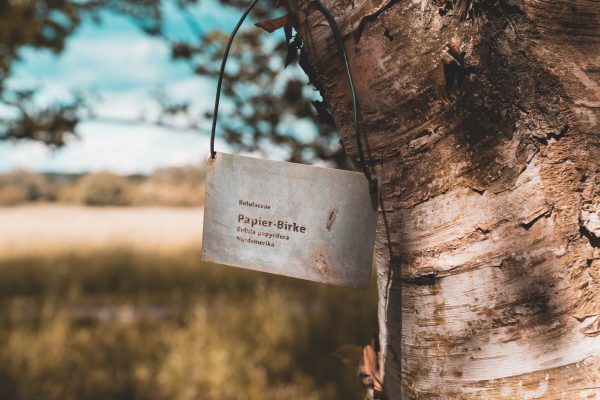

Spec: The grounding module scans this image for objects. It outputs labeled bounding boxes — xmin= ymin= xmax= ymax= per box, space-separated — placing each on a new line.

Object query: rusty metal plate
xmin=201 ymin=153 xmax=376 ymax=288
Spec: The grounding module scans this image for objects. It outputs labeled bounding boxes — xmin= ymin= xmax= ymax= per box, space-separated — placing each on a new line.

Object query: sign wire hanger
xmin=209 ymin=0 xmax=378 ymax=194
xmin=201 ymin=0 xmax=378 ymax=288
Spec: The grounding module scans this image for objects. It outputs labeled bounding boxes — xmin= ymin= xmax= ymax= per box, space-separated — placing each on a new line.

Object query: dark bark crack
xmin=403 ymin=268 xmax=438 ymax=285
xmin=533 ymin=124 xmax=570 ymax=145
xmin=581 ymin=226 xmax=600 ymax=248
xmin=469 ymin=186 xmax=485 ymax=195
xmin=476 ymin=226 xmax=491 ymax=234
xmin=354 ymin=0 xmax=403 ymax=43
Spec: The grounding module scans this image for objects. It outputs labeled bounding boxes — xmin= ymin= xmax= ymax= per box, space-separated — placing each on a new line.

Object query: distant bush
xmin=78 ymin=171 xmax=130 ymax=206
xmin=130 ymin=182 xmax=204 ymax=207
xmin=0 ymin=185 xmax=28 ymax=206
xmin=0 ymin=165 xmax=205 ymax=207
xmin=0 ymin=170 xmax=54 ymax=206
xmin=55 ymin=181 xmax=83 ymax=204
xmin=149 ymin=165 xmax=205 ymax=185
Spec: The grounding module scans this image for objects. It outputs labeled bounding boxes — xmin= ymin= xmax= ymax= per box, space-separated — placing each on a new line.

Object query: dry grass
xmin=0 ymin=205 xmax=377 ymax=400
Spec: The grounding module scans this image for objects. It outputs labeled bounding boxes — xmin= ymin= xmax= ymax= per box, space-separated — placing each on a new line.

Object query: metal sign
xmin=201 ymin=153 xmax=377 ymax=288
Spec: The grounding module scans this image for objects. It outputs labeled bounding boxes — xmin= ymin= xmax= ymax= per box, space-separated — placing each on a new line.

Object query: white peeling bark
xmin=288 ymin=0 xmax=600 ymax=397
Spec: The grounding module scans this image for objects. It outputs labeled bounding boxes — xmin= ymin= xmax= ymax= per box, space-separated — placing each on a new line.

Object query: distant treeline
xmin=0 ymin=166 xmax=205 ymax=207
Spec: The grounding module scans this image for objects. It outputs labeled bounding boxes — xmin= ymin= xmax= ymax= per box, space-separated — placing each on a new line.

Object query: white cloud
xmin=0 ymin=122 xmax=228 ymax=174
xmin=0 ymin=3 xmax=270 ymax=175
xmin=12 ymin=35 xmax=189 ymax=98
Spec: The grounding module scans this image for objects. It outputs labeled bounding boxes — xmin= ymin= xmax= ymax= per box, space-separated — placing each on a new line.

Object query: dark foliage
xmin=0 ymin=0 xmax=347 ymax=166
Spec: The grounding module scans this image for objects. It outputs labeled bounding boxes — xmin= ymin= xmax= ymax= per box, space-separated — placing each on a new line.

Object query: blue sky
xmin=0 ymin=1 xmax=249 ymax=174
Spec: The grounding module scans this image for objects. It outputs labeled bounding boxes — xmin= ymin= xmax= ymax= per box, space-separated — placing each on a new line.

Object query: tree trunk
xmin=287 ymin=0 xmax=600 ymax=397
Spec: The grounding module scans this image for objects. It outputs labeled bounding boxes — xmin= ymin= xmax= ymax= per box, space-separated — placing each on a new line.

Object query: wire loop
xmin=210 ymin=0 xmax=259 ymax=158
xmin=209 ymin=0 xmax=377 ymax=192
xmin=310 ymin=0 xmax=377 ymax=190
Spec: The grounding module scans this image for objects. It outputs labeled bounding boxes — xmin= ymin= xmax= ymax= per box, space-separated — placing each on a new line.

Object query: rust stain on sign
xmin=326 ymin=208 xmax=338 ymax=230
xmin=315 ymin=253 xmax=330 ymax=276
xmin=201 ymin=153 xmax=376 ymax=288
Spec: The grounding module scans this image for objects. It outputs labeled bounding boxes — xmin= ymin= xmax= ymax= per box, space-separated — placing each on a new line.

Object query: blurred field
xmin=0 ymin=205 xmax=377 ymax=400
xmin=0 ymin=205 xmax=203 ymax=256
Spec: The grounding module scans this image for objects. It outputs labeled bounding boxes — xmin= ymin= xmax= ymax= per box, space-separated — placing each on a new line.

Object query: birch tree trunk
xmin=286 ymin=0 xmax=600 ymax=397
